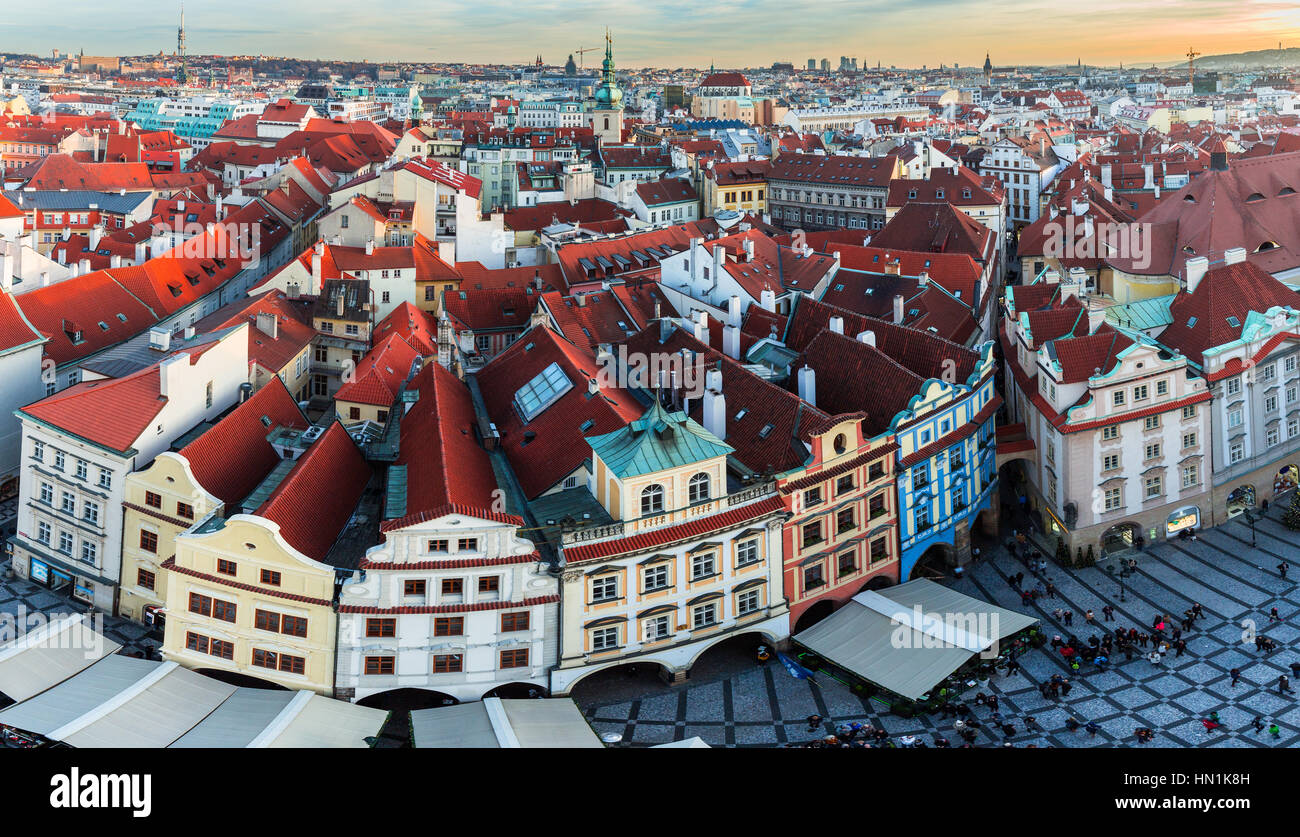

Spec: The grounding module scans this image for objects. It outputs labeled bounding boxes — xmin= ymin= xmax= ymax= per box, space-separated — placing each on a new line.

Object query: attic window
xmin=116 ymin=313 xmax=127 ymax=322
xmin=1183 ymin=194 xmax=1196 ymax=203
xmin=757 ymin=423 xmax=775 ymax=438
xmin=98 ymin=322 xmax=108 ymax=330
xmin=833 ymin=284 xmax=844 ymax=292
xmin=260 ymin=416 xmax=272 ymax=427
xmin=735 ymin=409 xmax=748 ymax=420
xmin=1246 ymin=193 xmax=1265 ymax=203
xmin=1281 ymin=187 xmax=1296 ymax=196
xmin=579 ymin=419 xmax=594 ymax=432
xmin=1256 ymin=241 xmax=1279 ymax=252
xmin=1187 ymin=316 xmax=1198 ymax=328
xmin=1226 ymin=316 xmax=1240 ymax=328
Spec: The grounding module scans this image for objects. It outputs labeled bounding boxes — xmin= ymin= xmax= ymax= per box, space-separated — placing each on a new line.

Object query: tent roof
xmin=0 ymin=613 xmax=119 ymax=703
xmin=169 ymin=689 xmax=298 ymax=748
xmin=410 ymin=697 xmax=603 ymax=748
xmin=56 ymin=663 xmax=236 ymax=748
xmin=256 ymin=692 xmax=388 ymax=748
xmin=0 ymin=654 xmax=156 ymax=736
xmin=792 ymin=578 xmax=1038 ymax=700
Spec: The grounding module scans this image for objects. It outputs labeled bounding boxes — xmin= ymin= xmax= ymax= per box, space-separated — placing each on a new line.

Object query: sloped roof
xmin=333 ymin=333 xmax=422 ymax=408
xmin=20 ymin=364 xmax=165 ymax=453
xmin=587 ymin=400 xmax=732 ymax=479
xmin=179 ymin=376 xmax=309 ymax=506
xmin=255 ymin=422 xmax=371 ymax=563
xmin=1159 ymin=260 xmax=1300 ymax=364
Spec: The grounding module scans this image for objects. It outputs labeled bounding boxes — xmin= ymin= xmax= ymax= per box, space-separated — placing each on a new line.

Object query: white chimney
xmin=743 ymin=238 xmax=755 ymax=263
xmin=158 ymin=352 xmax=188 ymax=398
xmin=0 ymin=250 xmax=10 ymax=292
xmin=1185 ymin=256 xmax=1209 ymax=294
xmin=797 ymin=365 xmax=816 ymax=406
xmin=1104 ymin=185 xmax=1113 ymax=203
xmin=723 ymin=325 xmax=740 ymax=359
xmin=311 ymin=251 xmax=323 ymax=294
xmin=366 ymin=238 xmax=375 ymax=255
xmin=215 ymin=195 xmax=225 ymax=220
xmin=89 ymin=225 xmax=103 ymax=251
xmin=134 ymin=240 xmax=148 ymax=264
xmin=703 ymin=387 xmax=727 ymax=440
xmin=1100 ymin=163 xmax=1112 ymax=188
xmin=1224 ymin=247 xmax=1247 ymax=265
xmin=857 ymin=330 xmax=877 ymax=347
xmin=727 ymin=295 xmax=741 ymax=326
xmin=40 ymin=271 xmax=50 ymax=287
xmin=893 ymin=293 xmax=905 ymax=324
xmin=1143 ymin=162 xmax=1155 ymax=189
xmin=829 ymin=316 xmax=844 ymax=335
xmin=712 ymin=244 xmax=725 ymax=281
xmin=68 ymin=262 xmax=79 ymax=279
xmin=256 ymin=311 xmax=279 ymax=338
xmin=760 ymin=288 xmax=776 ymax=312
xmin=110 ymin=254 xmax=121 ymax=268
xmin=78 ymin=258 xmax=91 ymax=275
xmin=706 ymin=368 xmax=722 ymax=393
xmin=689 ymin=236 xmax=702 ymax=277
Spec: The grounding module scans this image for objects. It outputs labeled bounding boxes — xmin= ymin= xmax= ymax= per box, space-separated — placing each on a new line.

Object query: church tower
xmin=591 ymin=30 xmax=624 ymax=145
xmin=983 ymin=52 xmax=992 ymax=85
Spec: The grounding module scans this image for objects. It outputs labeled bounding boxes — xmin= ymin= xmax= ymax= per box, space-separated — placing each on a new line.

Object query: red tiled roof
xmin=476 ymin=325 xmax=644 ymax=498
xmin=768 ymin=153 xmax=896 ymax=188
xmin=1159 ymin=260 xmax=1300 ymax=365
xmin=334 ymin=333 xmax=422 ymax=408
xmin=20 ymin=364 xmax=165 ymax=452
xmin=255 ymin=422 xmax=371 ymax=562
xmin=634 ymin=177 xmax=697 ymax=207
xmin=373 ymin=302 xmax=439 ymax=355
xmin=179 ymin=376 xmax=308 ymax=506
xmin=381 ymin=363 xmax=506 ymax=531
xmin=0 ymin=291 xmax=45 ymax=353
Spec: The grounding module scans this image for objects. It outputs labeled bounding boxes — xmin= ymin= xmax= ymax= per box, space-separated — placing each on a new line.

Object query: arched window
xmin=688 ymin=473 xmax=711 ymax=504
xmin=641 ymin=484 xmax=665 ymax=516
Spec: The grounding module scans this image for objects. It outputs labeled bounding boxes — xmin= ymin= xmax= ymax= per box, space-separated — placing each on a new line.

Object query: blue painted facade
xmin=894 ymin=341 xmax=1000 ymax=580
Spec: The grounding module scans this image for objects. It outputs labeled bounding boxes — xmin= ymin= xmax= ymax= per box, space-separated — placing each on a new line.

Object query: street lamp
xmin=1103 ymin=563 xmax=1127 ymax=602
xmin=1242 ymin=509 xmax=1258 ymax=547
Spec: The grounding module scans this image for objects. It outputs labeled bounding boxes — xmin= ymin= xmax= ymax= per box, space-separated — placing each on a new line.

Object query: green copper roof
xmin=587 ymin=400 xmax=732 ymax=479
xmin=1103 ymin=294 xmax=1175 ymax=331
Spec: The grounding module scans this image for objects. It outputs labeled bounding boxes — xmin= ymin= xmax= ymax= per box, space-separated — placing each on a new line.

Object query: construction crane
xmin=575 ymin=46 xmax=599 ymax=69
xmin=1186 ymin=46 xmax=1199 ymax=92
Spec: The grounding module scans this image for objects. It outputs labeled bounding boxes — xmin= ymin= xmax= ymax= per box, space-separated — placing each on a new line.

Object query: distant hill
xmin=1161 ymin=47 xmax=1300 ymax=71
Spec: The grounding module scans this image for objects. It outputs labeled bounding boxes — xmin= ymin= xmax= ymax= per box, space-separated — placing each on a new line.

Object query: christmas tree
xmin=1283 ymin=491 xmax=1300 ymax=530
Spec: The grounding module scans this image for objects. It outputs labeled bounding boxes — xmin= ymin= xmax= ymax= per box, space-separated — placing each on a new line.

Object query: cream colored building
xmin=118 ymin=377 xmax=308 ymax=625
xmin=161 ymin=421 xmax=372 ymax=694
xmin=550 ymin=401 xmax=789 ymax=695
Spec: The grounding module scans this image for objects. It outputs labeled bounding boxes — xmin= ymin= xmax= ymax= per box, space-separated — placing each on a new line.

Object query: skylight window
xmin=758 ymin=423 xmax=775 ymax=438
xmin=513 ymin=362 xmax=572 ymax=422
xmin=1226 ymin=316 xmax=1240 ymax=328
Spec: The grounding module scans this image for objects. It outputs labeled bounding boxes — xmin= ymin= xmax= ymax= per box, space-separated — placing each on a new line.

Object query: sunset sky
xmin=5 ymin=0 xmax=1300 ymax=69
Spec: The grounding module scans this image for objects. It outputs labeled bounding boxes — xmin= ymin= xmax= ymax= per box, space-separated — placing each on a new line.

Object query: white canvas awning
xmin=0 ymin=654 xmax=157 ymax=737
xmin=652 ymin=736 xmax=711 ymax=748
xmin=0 ymin=613 xmax=120 ymax=703
xmin=169 ymin=688 xmax=299 ymax=748
xmin=54 ymin=663 xmax=237 ymax=749
xmin=792 ymin=578 xmax=1039 ymax=701
xmin=250 ymin=691 xmax=388 ymax=748
xmin=411 ymin=697 xmax=603 ymax=748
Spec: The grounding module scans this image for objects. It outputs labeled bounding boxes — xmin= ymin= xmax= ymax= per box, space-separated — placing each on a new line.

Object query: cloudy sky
xmin=5 ymin=0 xmax=1300 ymax=68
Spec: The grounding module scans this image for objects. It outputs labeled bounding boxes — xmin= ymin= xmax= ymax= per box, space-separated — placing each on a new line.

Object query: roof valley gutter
xmin=483 ymin=696 xmax=521 ymax=748
xmin=47 ymin=660 xmax=178 ymax=742
xmin=247 ymin=689 xmax=314 ymax=748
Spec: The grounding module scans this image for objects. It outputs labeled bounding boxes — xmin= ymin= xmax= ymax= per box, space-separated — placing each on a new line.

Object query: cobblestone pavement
xmin=582 ymin=505 xmax=1300 ymax=747
xmin=0 ymin=569 xmax=160 ymax=657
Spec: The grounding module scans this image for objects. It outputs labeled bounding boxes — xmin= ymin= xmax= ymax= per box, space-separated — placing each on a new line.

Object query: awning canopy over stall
xmin=792 ymin=578 xmax=1038 ymax=700
xmin=410 ymin=697 xmax=603 ymax=748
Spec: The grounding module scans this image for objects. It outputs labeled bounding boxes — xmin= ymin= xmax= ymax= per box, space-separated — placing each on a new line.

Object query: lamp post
xmin=1243 ymin=509 xmax=1258 ymax=548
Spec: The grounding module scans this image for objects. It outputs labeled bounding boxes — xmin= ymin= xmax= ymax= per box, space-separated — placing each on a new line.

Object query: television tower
xmin=176 ymin=1 xmax=188 ymax=84
xmin=1186 ymin=46 xmax=1199 ymax=92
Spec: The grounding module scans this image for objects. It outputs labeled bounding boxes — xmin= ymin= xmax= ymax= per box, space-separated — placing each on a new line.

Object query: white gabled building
xmin=335 ymin=362 xmax=559 ymax=703
xmin=7 ymin=325 xmax=250 ymax=611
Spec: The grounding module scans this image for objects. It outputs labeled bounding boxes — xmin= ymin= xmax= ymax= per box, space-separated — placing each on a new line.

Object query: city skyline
xmin=5 ymin=0 xmax=1300 ymax=69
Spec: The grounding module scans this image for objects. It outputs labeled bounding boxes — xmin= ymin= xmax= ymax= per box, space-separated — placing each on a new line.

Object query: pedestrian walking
xmin=1061 ymin=679 xmax=1073 ymax=697
xmin=1290 ymin=662 xmax=1300 ymax=679
xmin=1270 ymin=723 xmax=1282 ymax=739
xmin=1025 ymin=715 xmax=1040 ymax=731
xmin=1102 ymin=605 xmax=1114 ymax=621
xmin=1281 ymin=675 xmax=1295 ymax=695
xmin=806 ymin=714 xmax=822 ymax=732
xmin=1064 ymin=610 xmax=1074 ymax=627
xmin=1085 ymin=609 xmax=1095 ymax=625
xmin=1046 ymin=582 xmax=1057 ymax=599
xmin=1270 ymin=607 xmax=1281 ymax=623
xmin=1174 ymin=639 xmax=1187 ymax=658
xmin=1065 ymin=716 xmax=1081 ymax=732
xmin=1085 ymin=720 xmax=1100 ymax=737
xmin=1280 ymin=561 xmax=1291 ymax=580
xmin=1231 ymin=667 xmax=1242 ymax=687
xmin=1253 ymin=717 xmax=1265 ymax=734
xmin=1193 ymin=603 xmax=1205 ymax=620
xmin=1202 ymin=712 xmax=1222 ymax=733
